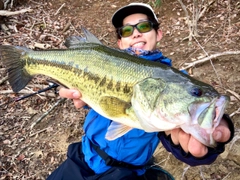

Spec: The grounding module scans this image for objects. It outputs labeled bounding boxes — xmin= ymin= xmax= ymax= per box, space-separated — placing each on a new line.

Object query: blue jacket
xmin=81 ymin=49 xmax=226 ymax=175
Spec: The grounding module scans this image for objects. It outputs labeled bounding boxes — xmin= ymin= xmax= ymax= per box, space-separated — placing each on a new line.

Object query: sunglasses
xmin=118 ymin=21 xmax=155 ymax=38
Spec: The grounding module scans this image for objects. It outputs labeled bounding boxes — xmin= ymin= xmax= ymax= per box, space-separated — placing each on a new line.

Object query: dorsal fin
xmin=64 ymin=27 xmax=102 ymax=48
xmin=82 ymin=27 xmax=102 ymax=44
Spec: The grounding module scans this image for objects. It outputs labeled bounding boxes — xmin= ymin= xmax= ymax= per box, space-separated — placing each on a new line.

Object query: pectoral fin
xmin=105 ymin=121 xmax=133 ymax=140
xmin=99 ymin=96 xmax=131 ymax=118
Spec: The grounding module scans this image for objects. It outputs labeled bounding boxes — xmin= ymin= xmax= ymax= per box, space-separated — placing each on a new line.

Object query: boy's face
xmin=117 ymin=13 xmax=162 ymax=51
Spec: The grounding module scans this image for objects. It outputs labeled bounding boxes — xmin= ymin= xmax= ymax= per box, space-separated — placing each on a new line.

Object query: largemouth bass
xmin=0 ymin=28 xmax=229 ymax=147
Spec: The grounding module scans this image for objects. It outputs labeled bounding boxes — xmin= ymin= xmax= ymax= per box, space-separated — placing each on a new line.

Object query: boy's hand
xmin=166 ymin=118 xmax=231 ymax=157
xmin=59 ymin=88 xmax=86 ymax=108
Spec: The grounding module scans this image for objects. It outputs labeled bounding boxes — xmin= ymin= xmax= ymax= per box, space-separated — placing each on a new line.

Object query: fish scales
xmin=22 ymin=45 xmax=155 ymax=103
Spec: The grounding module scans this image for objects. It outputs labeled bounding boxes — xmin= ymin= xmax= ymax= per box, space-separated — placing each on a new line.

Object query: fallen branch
xmin=0 ymin=23 xmax=9 ymax=33
xmin=181 ymin=51 xmax=240 ymax=70
xmin=62 ymin=21 xmax=71 ymax=33
xmin=29 ymin=127 xmax=49 ymax=137
xmin=0 ymin=89 xmax=57 ymax=98
xmin=229 ymin=108 xmax=240 ymax=118
xmin=0 ymin=8 xmax=33 ymax=16
xmin=54 ymin=3 xmax=65 ymax=16
xmin=181 ymin=165 xmax=190 ymax=180
xmin=0 ymin=76 xmax=8 ymax=85
xmin=226 ymin=89 xmax=240 ymax=101
xmin=30 ymin=98 xmax=66 ymax=129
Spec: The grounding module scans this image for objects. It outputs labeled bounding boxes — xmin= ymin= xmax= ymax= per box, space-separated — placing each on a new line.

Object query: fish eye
xmin=190 ymin=87 xmax=203 ymax=97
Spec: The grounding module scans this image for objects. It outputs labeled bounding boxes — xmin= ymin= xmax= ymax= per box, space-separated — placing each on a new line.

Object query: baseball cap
xmin=111 ymin=2 xmax=159 ymax=28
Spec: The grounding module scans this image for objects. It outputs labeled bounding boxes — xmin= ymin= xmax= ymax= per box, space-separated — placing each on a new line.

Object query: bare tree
xmin=177 ymin=0 xmax=215 ymax=41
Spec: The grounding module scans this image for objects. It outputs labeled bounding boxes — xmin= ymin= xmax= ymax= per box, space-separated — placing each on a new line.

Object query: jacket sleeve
xmin=158 ymin=114 xmax=234 ymax=166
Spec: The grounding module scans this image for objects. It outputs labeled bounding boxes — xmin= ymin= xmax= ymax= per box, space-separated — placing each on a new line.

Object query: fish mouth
xmin=189 ymin=95 xmax=230 ymax=132
xmin=182 ymin=95 xmax=230 ymax=147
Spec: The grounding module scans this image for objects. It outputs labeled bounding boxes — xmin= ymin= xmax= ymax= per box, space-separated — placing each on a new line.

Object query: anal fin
xmin=105 ymin=121 xmax=133 ymax=140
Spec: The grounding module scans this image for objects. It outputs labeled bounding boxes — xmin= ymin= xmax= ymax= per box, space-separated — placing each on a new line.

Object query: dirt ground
xmin=0 ymin=0 xmax=240 ymax=179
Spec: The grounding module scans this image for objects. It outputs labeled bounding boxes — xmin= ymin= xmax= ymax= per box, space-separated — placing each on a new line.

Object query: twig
xmin=226 ymin=89 xmax=240 ymax=101
xmin=54 ymin=3 xmax=65 ymax=16
xmin=0 ymin=76 xmax=8 ymax=85
xmin=23 ymin=27 xmax=63 ymax=41
xmin=181 ymin=165 xmax=190 ymax=180
xmin=192 ymin=35 xmax=223 ymax=87
xmin=99 ymin=33 xmax=110 ymax=44
xmin=182 ymin=22 xmax=224 ymax=67
xmin=29 ymin=19 xmax=36 ymax=39
xmin=42 ymin=17 xmax=47 ymax=29
xmin=177 ymin=0 xmax=193 ymax=41
xmin=0 ymin=89 xmax=57 ymax=98
xmin=30 ymin=98 xmax=65 ymax=129
xmin=0 ymin=23 xmax=9 ymax=33
xmin=29 ymin=127 xmax=49 ymax=137
xmin=4 ymin=0 xmax=12 ymax=9
xmin=222 ymin=172 xmax=231 ymax=180
xmin=229 ymin=108 xmax=240 ymax=118
xmin=153 ymin=152 xmax=171 ymax=167
xmin=229 ymin=132 xmax=240 ymax=151
xmin=181 ymin=51 xmax=240 ymax=70
xmin=224 ymin=0 xmax=232 ymax=42
xmin=0 ymin=8 xmax=33 ymax=16
xmin=70 ymin=22 xmax=81 ymax=35
xmin=33 ymin=42 xmax=51 ymax=49
xmin=178 ymin=0 xmax=216 ymax=41
xmin=198 ymin=1 xmax=215 ymax=20
xmin=62 ymin=21 xmax=71 ymax=33
xmin=199 ymin=166 xmax=205 ymax=180
xmin=0 ymin=34 xmax=14 ymax=39
xmin=29 ymin=0 xmax=43 ymax=6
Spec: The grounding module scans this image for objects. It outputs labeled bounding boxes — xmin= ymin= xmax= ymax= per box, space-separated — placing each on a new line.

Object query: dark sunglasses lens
xmin=120 ymin=25 xmax=134 ymax=37
xmin=137 ymin=21 xmax=152 ymax=33
xmin=119 ymin=21 xmax=153 ymax=37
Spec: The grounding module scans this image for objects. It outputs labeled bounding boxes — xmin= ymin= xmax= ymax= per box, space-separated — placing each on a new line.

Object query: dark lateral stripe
xmin=99 ymin=76 xmax=107 ymax=87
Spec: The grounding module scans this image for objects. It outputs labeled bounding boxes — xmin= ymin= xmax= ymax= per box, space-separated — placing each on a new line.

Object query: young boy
xmin=48 ymin=3 xmax=234 ymax=180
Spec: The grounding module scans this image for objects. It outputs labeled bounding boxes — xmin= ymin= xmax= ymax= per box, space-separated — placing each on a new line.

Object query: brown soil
xmin=0 ymin=0 xmax=240 ymax=179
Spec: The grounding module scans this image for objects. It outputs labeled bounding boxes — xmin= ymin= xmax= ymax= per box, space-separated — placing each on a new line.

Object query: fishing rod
xmin=0 ymin=81 xmax=59 ymax=108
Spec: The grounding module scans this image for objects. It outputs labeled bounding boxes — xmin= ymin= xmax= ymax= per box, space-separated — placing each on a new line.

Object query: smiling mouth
xmin=131 ymin=42 xmax=145 ymax=48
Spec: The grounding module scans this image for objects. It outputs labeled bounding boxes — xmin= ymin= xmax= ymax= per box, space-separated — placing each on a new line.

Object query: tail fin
xmin=0 ymin=45 xmax=32 ymax=92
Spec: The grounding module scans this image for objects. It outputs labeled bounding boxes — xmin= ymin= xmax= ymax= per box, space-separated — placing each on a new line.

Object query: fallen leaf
xmin=3 ymin=139 xmax=11 ymax=145
xmin=17 ymin=154 xmax=25 ymax=161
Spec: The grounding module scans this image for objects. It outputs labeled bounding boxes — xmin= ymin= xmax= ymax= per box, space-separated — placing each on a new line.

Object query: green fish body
xmin=0 ymin=28 xmax=229 ymax=147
